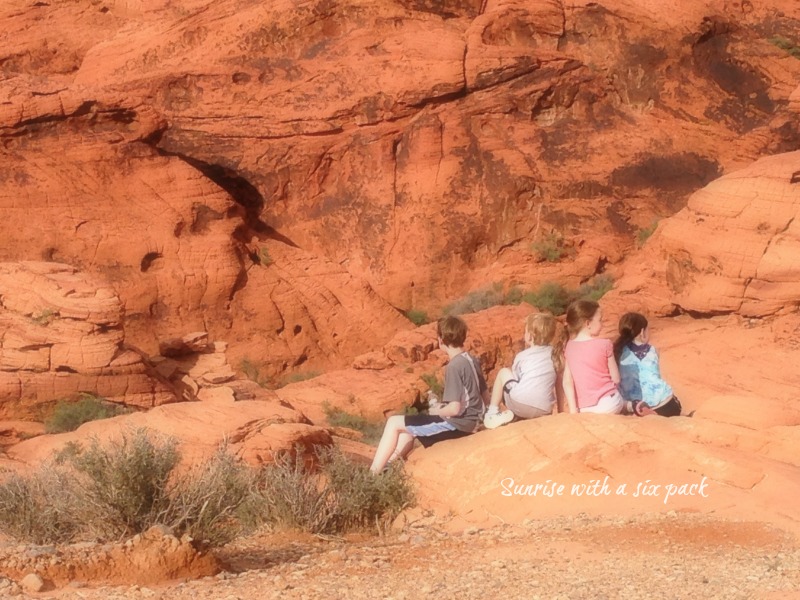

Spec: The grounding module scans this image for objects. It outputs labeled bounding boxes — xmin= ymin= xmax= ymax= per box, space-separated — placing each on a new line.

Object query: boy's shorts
xmin=404 ymin=414 xmax=470 ymax=448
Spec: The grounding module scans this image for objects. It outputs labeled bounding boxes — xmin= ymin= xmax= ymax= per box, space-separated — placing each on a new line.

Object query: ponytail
xmin=614 ymin=312 xmax=648 ymax=361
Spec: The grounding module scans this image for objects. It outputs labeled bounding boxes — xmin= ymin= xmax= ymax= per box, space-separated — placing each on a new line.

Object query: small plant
xmin=30 ymin=308 xmax=56 ymax=326
xmin=255 ymin=447 xmax=415 ymax=534
xmin=67 ymin=429 xmax=180 ymax=540
xmin=280 ymin=370 xmax=322 ymax=387
xmin=576 ymin=274 xmax=614 ymax=302
xmin=420 ymin=372 xmax=443 ymax=397
xmin=523 ymin=282 xmax=571 ymax=315
xmin=256 ymin=246 xmax=273 ymax=266
xmin=444 ymin=283 xmax=506 ymax=316
xmin=769 ymin=35 xmax=800 ymax=59
xmin=323 ymin=403 xmax=385 ymax=446
xmin=522 ymin=276 xmax=614 ymax=315
xmin=636 ymin=220 xmax=659 ymax=247
xmin=530 ymin=231 xmax=573 ymax=262
xmin=45 ymin=394 xmax=130 ymax=434
xmin=240 ymin=358 xmax=269 ymax=387
xmin=0 ymin=466 xmax=79 ymax=544
xmin=405 ymin=309 xmax=430 ymax=326
xmin=166 ymin=447 xmax=260 ymax=546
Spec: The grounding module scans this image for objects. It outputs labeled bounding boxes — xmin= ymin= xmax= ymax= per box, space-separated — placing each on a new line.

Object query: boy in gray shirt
xmin=370 ymin=316 xmax=487 ymax=474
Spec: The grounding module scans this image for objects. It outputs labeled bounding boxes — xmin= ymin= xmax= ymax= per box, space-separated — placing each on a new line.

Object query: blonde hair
xmin=525 ymin=313 xmax=566 ymax=372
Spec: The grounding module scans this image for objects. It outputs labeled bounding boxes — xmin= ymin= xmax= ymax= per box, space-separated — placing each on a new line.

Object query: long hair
xmin=565 ymin=300 xmax=599 ymax=337
xmin=526 ymin=313 xmax=567 ymax=372
xmin=613 ymin=312 xmax=648 ymax=361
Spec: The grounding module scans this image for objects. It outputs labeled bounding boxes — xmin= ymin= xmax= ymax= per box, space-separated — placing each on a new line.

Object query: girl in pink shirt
xmin=562 ymin=300 xmax=624 ymax=414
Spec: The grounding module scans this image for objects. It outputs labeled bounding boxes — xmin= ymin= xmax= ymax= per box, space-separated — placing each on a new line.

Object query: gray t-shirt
xmin=442 ymin=352 xmax=487 ymax=433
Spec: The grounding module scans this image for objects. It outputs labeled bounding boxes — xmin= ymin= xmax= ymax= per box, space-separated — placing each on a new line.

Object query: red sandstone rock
xmin=0 ymin=262 xmax=175 ymax=418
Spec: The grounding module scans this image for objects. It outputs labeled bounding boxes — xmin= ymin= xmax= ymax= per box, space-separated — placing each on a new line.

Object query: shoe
xmin=483 ymin=410 xmax=514 ymax=429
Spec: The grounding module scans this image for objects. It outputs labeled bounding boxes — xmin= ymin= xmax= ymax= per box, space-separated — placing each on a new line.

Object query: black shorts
xmin=404 ymin=414 xmax=471 ymax=448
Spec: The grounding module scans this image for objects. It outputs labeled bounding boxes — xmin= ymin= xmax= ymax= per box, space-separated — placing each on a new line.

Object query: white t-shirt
xmin=506 ymin=345 xmax=556 ymax=412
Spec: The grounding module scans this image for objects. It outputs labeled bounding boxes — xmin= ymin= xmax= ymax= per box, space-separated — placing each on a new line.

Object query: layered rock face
xmin=0 ymin=262 xmax=175 ymax=419
xmin=2 ymin=0 xmax=799 ymax=375
xmin=613 ymin=149 xmax=800 ymax=317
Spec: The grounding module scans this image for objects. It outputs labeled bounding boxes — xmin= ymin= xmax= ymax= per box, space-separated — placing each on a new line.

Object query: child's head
xmin=565 ymin=300 xmax=601 ymax=336
xmin=525 ymin=313 xmax=558 ymax=346
xmin=526 ymin=313 xmax=567 ymax=371
xmin=437 ymin=315 xmax=468 ymax=348
xmin=614 ymin=312 xmax=649 ymax=360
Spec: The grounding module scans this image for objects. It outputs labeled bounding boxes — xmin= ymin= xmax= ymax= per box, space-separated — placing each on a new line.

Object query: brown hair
xmin=565 ymin=300 xmax=599 ymax=336
xmin=437 ymin=315 xmax=468 ymax=347
xmin=613 ymin=312 xmax=648 ymax=361
xmin=525 ymin=313 xmax=566 ymax=372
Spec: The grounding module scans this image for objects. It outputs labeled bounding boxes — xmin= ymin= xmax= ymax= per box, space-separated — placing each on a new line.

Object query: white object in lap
xmin=580 ymin=390 xmax=624 ymax=414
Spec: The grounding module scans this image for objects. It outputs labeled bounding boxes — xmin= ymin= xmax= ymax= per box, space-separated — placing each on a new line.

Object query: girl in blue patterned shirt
xmin=613 ymin=312 xmax=682 ymax=417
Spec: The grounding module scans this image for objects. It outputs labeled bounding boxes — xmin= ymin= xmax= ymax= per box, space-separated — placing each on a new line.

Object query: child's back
xmin=564 ymin=337 xmax=616 ymax=410
xmin=509 ymin=345 xmax=556 ymax=412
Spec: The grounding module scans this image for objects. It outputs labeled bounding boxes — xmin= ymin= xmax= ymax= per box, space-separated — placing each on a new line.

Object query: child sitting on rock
xmin=483 ymin=313 xmax=566 ymax=429
xmin=563 ymin=300 xmax=624 ymax=414
xmin=613 ymin=312 xmax=682 ymax=417
xmin=369 ymin=316 xmax=487 ymax=474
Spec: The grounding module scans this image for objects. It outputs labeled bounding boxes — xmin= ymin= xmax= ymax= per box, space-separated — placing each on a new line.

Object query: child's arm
xmin=430 ymin=400 xmax=463 ymax=418
xmin=562 ymin=363 xmax=578 ymax=414
xmin=554 ymin=373 xmax=566 ymax=414
xmin=608 ymin=352 xmax=620 ymax=385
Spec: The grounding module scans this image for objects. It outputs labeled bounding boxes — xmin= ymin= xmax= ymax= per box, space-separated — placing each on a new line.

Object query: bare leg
xmin=370 ymin=415 xmax=410 ymax=474
xmin=489 ymin=367 xmax=514 ymax=410
xmin=390 ymin=432 xmax=416 ymax=462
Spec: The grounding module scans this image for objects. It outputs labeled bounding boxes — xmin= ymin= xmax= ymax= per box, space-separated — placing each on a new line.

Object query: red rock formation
xmin=2 ymin=1 xmax=799 ymax=377
xmin=0 ymin=262 xmax=174 ymax=419
xmin=612 ymin=150 xmax=800 ymax=316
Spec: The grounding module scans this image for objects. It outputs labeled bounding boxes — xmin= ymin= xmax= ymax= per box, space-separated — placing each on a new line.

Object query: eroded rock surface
xmin=0 ymin=262 xmax=175 ymax=419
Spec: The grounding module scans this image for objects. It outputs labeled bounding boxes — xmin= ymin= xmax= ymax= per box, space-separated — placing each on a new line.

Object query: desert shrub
xmin=30 ymin=308 xmax=56 ymax=326
xmin=576 ymin=275 xmax=614 ymax=302
xmin=444 ymin=284 xmax=506 ymax=316
xmin=0 ymin=430 xmax=274 ymax=546
xmin=45 ymin=394 xmax=130 ymax=434
xmin=523 ymin=282 xmax=571 ymax=315
xmin=67 ymin=429 xmax=180 ymax=540
xmin=0 ymin=466 xmax=79 ymax=544
xmin=240 ymin=358 xmax=269 ymax=387
xmin=256 ymin=451 xmax=336 ymax=534
xmin=769 ymin=35 xmax=800 ymax=58
xmin=280 ymin=370 xmax=321 ymax=387
xmin=405 ymin=309 xmax=430 ymax=326
xmin=324 ymin=403 xmax=385 ymax=446
xmin=530 ymin=231 xmax=573 ymax=262
xmin=321 ymin=447 xmax=415 ymax=533
xmin=256 ymin=447 xmax=414 ymax=534
xmin=522 ymin=276 xmax=614 ymax=315
xmin=636 ymin=220 xmax=659 ymax=247
xmin=166 ymin=448 xmax=259 ymax=546
xmin=256 ymin=246 xmax=273 ymax=266
xmin=420 ymin=372 xmax=443 ymax=397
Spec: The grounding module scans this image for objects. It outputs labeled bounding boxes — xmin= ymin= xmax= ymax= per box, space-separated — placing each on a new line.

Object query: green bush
xmin=323 ymin=403 xmax=385 ymax=446
xmin=522 ymin=276 xmax=614 ymax=315
xmin=530 ymin=231 xmax=573 ymax=262
xmin=0 ymin=467 xmax=79 ymax=544
xmin=166 ymin=447 xmax=259 ymax=546
xmin=256 ymin=447 xmax=414 ymax=534
xmin=576 ymin=274 xmax=614 ymax=302
xmin=769 ymin=35 xmax=800 ymax=59
xmin=405 ymin=309 xmax=430 ymax=326
xmin=0 ymin=429 xmax=262 ymax=546
xmin=443 ymin=284 xmax=506 ymax=316
xmin=636 ymin=220 xmax=659 ymax=247
xmin=523 ymin=282 xmax=571 ymax=315
xmin=280 ymin=370 xmax=321 ymax=387
xmin=68 ymin=429 xmax=180 ymax=540
xmin=240 ymin=358 xmax=269 ymax=387
xmin=257 ymin=246 xmax=273 ymax=266
xmin=45 ymin=394 xmax=130 ymax=434
xmin=420 ymin=372 xmax=443 ymax=397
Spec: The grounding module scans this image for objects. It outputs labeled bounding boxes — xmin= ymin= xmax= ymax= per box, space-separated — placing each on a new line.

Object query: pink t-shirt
xmin=565 ymin=338 xmax=617 ymax=410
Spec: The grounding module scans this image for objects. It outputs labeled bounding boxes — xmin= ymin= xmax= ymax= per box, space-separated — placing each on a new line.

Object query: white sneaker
xmin=483 ymin=410 xmax=514 ymax=429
